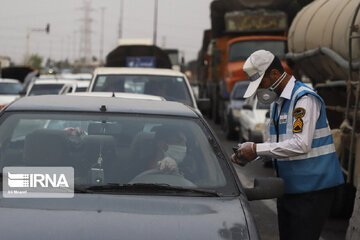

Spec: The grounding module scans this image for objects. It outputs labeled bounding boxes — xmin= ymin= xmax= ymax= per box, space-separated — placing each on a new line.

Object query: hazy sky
xmin=0 ymin=0 xmax=213 ymax=64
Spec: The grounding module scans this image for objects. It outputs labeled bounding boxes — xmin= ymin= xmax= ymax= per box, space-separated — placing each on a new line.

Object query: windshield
xmin=29 ymin=84 xmax=64 ymax=96
xmin=228 ymin=40 xmax=286 ymax=62
xmin=257 ymin=100 xmax=271 ymax=110
xmin=0 ymin=82 xmax=23 ymax=95
xmin=231 ymin=81 xmax=249 ymax=100
xmin=92 ymin=75 xmax=193 ymax=106
xmin=0 ymin=112 xmax=236 ymax=195
xmin=75 ymin=87 xmax=87 ymax=92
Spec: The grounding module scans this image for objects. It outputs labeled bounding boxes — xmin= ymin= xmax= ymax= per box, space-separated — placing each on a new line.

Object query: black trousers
xmin=277 ymin=187 xmax=337 ymax=240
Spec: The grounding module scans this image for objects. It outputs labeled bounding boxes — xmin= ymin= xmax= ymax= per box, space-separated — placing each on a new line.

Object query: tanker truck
xmin=286 ymin=0 xmax=360 ymax=217
xmin=198 ymin=0 xmax=303 ymax=140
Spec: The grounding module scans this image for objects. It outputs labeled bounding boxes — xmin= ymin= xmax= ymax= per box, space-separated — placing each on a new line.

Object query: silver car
xmin=0 ymin=95 xmax=282 ymax=239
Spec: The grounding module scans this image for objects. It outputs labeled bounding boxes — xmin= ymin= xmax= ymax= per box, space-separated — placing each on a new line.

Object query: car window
xmin=231 ymin=81 xmax=249 ymax=100
xmin=0 ymin=82 xmax=23 ymax=95
xmin=29 ymin=84 xmax=65 ymax=96
xmin=92 ymin=75 xmax=193 ymax=107
xmin=229 ymin=40 xmax=286 ymax=62
xmin=0 ymin=112 xmax=237 ymax=195
xmin=75 ymin=87 xmax=87 ymax=92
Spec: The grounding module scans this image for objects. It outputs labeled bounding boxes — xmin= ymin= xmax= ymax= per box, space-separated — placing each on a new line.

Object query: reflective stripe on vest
xmin=269 ymin=81 xmax=344 ymax=194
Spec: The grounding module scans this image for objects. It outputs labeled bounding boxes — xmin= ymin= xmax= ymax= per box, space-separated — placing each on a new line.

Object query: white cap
xmin=243 ymin=50 xmax=275 ymax=98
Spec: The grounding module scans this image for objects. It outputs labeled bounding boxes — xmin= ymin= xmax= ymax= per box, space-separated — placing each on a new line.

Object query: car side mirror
xmin=18 ymin=90 xmax=27 ymax=97
xmin=197 ymin=98 xmax=210 ymax=114
xmin=244 ymin=177 xmax=284 ymax=201
xmin=266 ymin=111 xmax=270 ymax=118
xmin=242 ymin=104 xmax=252 ymax=110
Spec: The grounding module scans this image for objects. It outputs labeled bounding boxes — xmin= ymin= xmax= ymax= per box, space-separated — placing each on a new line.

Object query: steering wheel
xmin=129 ymin=169 xmax=196 ymax=187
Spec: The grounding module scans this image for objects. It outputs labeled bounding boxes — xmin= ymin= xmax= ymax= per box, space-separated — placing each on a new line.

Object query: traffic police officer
xmin=232 ymin=50 xmax=344 ymax=240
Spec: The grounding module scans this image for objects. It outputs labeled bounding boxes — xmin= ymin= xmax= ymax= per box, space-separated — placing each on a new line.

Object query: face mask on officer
xmin=165 ymin=145 xmax=187 ymax=163
xmin=256 ymin=71 xmax=287 ymax=104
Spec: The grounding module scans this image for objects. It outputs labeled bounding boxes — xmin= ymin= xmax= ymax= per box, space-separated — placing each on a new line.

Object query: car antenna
xmin=100 ymin=105 xmax=107 ymax=112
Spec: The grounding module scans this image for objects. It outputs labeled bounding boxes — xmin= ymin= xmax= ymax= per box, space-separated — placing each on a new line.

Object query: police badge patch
xmin=293 ymin=118 xmax=303 ymax=133
xmin=293 ymin=107 xmax=305 ymax=133
xmin=293 ymin=107 xmax=306 ymax=118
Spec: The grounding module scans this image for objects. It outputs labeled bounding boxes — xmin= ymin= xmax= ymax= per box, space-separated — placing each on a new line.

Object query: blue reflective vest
xmin=269 ymin=81 xmax=344 ymax=194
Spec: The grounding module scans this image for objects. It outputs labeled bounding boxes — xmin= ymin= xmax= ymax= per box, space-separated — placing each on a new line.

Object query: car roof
xmin=33 ymin=79 xmax=76 ymax=85
xmin=61 ymin=73 xmax=92 ymax=80
xmin=6 ymin=95 xmax=198 ymax=117
xmin=93 ymin=67 xmax=185 ymax=77
xmin=0 ymin=78 xmax=21 ymax=83
xmin=75 ymin=81 xmax=90 ymax=87
xmin=68 ymin=92 xmax=164 ymax=101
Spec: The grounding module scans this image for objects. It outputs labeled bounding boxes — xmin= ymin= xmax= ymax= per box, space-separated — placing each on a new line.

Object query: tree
xmin=28 ymin=54 xmax=43 ymax=70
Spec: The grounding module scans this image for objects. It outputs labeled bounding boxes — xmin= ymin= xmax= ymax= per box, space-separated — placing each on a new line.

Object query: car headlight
xmin=232 ymin=109 xmax=240 ymax=118
xmin=255 ymin=123 xmax=264 ymax=132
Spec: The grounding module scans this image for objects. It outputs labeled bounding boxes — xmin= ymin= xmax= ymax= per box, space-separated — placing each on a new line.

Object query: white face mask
xmin=165 ymin=145 xmax=187 ymax=163
xmin=256 ymin=72 xmax=287 ymax=104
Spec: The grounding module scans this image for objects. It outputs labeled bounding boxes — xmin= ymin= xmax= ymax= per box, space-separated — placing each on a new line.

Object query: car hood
xmin=0 ymin=95 xmax=19 ymax=105
xmin=0 ymin=193 xmax=250 ymax=240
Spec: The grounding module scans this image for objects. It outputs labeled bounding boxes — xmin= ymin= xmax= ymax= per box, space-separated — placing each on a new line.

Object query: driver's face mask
xmin=256 ymin=72 xmax=287 ymax=104
xmin=165 ymin=145 xmax=187 ymax=163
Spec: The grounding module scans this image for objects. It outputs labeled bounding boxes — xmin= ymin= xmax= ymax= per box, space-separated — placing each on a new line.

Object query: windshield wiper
xmin=80 ymin=183 xmax=222 ymax=197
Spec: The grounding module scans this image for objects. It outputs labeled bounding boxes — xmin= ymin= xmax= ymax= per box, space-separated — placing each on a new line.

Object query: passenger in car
xmin=151 ymin=126 xmax=187 ymax=174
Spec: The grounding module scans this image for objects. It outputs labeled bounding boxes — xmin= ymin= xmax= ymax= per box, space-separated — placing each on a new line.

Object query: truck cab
xmin=203 ymin=8 xmax=292 ymax=125
xmin=225 ymin=35 xmax=290 ymax=96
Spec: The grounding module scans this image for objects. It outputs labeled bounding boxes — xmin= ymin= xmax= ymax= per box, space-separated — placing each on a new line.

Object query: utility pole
xmin=25 ymin=28 xmax=30 ymax=64
xmin=153 ymin=0 xmax=158 ymax=45
xmin=78 ymin=1 xmax=93 ymax=62
xmin=72 ymin=31 xmax=77 ymax=62
xmin=118 ymin=0 xmax=124 ymax=40
xmin=100 ymin=7 xmax=105 ymax=63
xmin=24 ymin=23 xmax=50 ymax=64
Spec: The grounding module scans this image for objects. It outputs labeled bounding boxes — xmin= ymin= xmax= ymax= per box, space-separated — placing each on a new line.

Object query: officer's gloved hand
xmin=231 ymin=143 xmax=248 ymax=166
xmin=240 ymin=142 xmax=257 ymax=161
xmin=157 ymin=157 xmax=179 ymax=174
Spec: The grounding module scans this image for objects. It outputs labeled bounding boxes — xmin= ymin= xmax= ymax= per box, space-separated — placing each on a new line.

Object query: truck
xmin=198 ymin=0 xmax=294 ymax=138
xmin=106 ymin=41 xmax=172 ymax=69
xmin=286 ymin=0 xmax=360 ymax=219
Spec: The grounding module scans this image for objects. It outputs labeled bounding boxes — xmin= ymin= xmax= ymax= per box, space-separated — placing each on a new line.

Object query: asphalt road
xmin=205 ymin=117 xmax=349 ymax=240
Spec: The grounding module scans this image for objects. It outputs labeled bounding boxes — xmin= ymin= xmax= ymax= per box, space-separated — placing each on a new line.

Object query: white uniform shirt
xmin=256 ymin=77 xmax=321 ymax=159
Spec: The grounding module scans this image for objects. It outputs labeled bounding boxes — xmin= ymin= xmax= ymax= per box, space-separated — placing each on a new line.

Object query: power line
xmin=100 ymin=7 xmax=105 ymax=63
xmin=78 ymin=0 xmax=94 ymax=62
xmin=118 ymin=0 xmax=124 ymax=39
xmin=153 ymin=0 xmax=158 ymax=45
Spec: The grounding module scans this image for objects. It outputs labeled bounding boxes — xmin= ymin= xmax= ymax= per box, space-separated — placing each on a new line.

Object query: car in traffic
xmin=0 ymin=78 xmax=23 ymax=106
xmin=238 ymin=95 xmax=271 ymax=143
xmin=25 ymin=79 xmax=77 ymax=96
xmin=0 ymin=95 xmax=283 ymax=239
xmin=222 ymin=81 xmax=249 ymax=140
xmin=88 ymin=67 xmax=203 ymax=110
xmin=60 ymin=73 xmax=92 ymax=81
xmin=59 ymin=81 xmax=90 ymax=94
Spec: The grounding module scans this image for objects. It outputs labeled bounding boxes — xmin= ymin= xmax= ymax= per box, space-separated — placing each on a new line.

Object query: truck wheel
xmin=331 ymin=183 xmax=356 ymax=218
